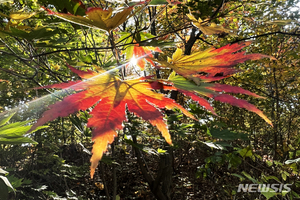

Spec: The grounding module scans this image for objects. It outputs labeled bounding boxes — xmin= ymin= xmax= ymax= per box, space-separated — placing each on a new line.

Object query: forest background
xmin=0 ymin=0 xmax=300 ymax=199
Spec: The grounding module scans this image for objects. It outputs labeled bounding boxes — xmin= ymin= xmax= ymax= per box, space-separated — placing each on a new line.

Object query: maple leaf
xmin=29 ymin=64 xmax=194 ymax=178
xmin=9 ymin=9 xmax=36 ymax=21
xmin=187 ymin=14 xmax=236 ymax=36
xmin=126 ymin=43 xmax=161 ymax=70
xmin=168 ymin=72 xmax=273 ymax=126
xmin=151 ymin=42 xmax=274 ymax=77
xmin=149 ymin=42 xmax=274 ymax=126
xmin=44 ymin=6 xmax=133 ymax=32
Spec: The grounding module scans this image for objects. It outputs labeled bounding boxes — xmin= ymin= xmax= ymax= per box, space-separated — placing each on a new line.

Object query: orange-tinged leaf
xmin=126 ymin=43 xmax=160 ymax=70
xmin=153 ymin=42 xmax=275 ymax=77
xmin=86 ymin=7 xmax=132 ymax=31
xmin=30 ymin=64 xmax=195 ymax=178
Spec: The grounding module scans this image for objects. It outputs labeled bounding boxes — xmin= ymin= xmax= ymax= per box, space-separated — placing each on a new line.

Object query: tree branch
xmin=33 ymin=25 xmax=194 ymax=58
xmin=232 ymin=31 xmax=300 ymax=44
xmin=0 ymin=67 xmax=30 ymax=79
xmin=210 ymin=0 xmax=224 ymax=19
xmin=31 ymin=46 xmax=113 ymax=58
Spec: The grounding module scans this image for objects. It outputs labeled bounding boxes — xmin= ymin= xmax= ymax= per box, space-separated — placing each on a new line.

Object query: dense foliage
xmin=0 ymin=0 xmax=299 ymax=199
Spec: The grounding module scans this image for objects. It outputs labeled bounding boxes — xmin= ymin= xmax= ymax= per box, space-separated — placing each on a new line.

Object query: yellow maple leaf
xmin=45 ymin=7 xmax=133 ymax=32
xmin=9 ymin=8 xmax=36 ymax=21
xmin=187 ymin=14 xmax=236 ymax=36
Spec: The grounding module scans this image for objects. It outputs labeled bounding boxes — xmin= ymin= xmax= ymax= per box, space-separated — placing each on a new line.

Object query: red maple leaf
xmin=29 ymin=64 xmax=194 ymax=178
xmin=162 ymin=42 xmax=274 ymax=126
xmin=151 ymin=41 xmax=274 ymax=77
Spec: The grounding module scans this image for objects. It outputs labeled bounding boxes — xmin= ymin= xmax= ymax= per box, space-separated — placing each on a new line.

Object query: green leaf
xmin=73 ymin=3 xmax=80 ymax=14
xmin=124 ymin=135 xmax=144 ymax=150
xmin=291 ymin=191 xmax=300 ymax=198
xmin=125 ymin=45 xmax=134 ymax=60
xmin=69 ymin=115 xmax=84 ymax=132
xmin=281 ymin=189 xmax=291 ymax=196
xmin=227 ymin=153 xmax=242 ymax=168
xmin=0 ymin=137 xmax=37 ymax=145
xmin=139 ymin=32 xmax=155 ymax=40
xmin=0 ymin=0 xmax=13 ymax=3
xmin=205 ymin=141 xmax=232 ymax=151
xmin=102 ymin=60 xmax=117 ymax=68
xmin=264 ymin=175 xmax=280 ymax=182
xmin=157 ymin=148 xmax=167 ymax=154
xmin=261 ymin=188 xmax=277 ymax=199
xmin=0 ymin=120 xmax=32 ymax=132
xmin=28 ymin=125 xmax=48 ymax=133
xmin=149 ymin=0 xmax=168 ymax=5
xmin=79 ymin=53 xmax=93 ymax=63
xmin=210 ymin=128 xmax=249 ymax=141
xmin=241 ymin=171 xmax=257 ymax=183
xmin=135 ymin=32 xmax=141 ymax=42
xmin=202 ymin=141 xmax=224 ymax=150
xmin=3 ymin=27 xmax=60 ymax=40
xmin=100 ymin=155 xmax=114 ymax=165
xmin=0 ymin=117 xmax=46 ymax=144
xmin=169 ymin=73 xmax=214 ymax=97
xmin=0 ymin=175 xmax=15 ymax=197
xmin=6 ymin=175 xmax=31 ymax=190
xmin=0 ymin=126 xmax=31 ymax=137
xmin=239 ymin=146 xmax=253 ymax=158
xmin=0 ymin=177 xmax=9 ymax=200
xmin=281 ymin=171 xmax=289 ymax=181
xmin=0 ymin=113 xmax=15 ymax=127
xmin=231 ymin=173 xmax=245 ymax=181
xmin=118 ymin=32 xmax=131 ymax=43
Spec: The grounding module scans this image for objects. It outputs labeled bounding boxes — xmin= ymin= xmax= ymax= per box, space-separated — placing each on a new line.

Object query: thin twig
xmin=0 ymin=67 xmax=30 ymax=79
xmin=232 ymin=31 xmax=300 ymax=44
xmin=32 ymin=46 xmax=113 ymax=57
xmin=33 ymin=25 xmax=194 ymax=58
xmin=210 ymin=0 xmax=224 ymax=19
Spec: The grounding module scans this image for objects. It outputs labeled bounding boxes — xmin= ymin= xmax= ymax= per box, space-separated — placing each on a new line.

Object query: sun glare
xmin=130 ymin=56 xmax=138 ymax=66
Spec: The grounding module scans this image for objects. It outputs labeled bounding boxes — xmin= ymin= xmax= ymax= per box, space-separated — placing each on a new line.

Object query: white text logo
xmin=237 ymin=184 xmax=292 ymax=193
